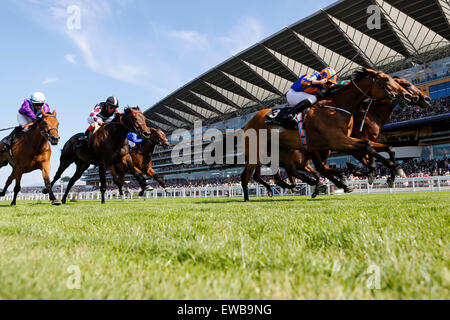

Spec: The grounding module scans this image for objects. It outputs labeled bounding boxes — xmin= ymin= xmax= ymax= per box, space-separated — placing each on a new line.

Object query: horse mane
xmin=351 ymin=68 xmax=372 ymax=83
xmin=324 ymin=68 xmax=373 ymax=96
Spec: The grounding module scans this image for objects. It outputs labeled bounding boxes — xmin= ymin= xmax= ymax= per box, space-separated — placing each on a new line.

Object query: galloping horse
xmin=45 ymin=107 xmax=152 ymax=204
xmin=271 ymin=78 xmax=429 ymax=193
xmin=107 ymin=127 xmax=170 ymax=198
xmin=128 ymin=128 xmax=170 ymax=190
xmin=241 ymin=68 xmax=411 ymax=201
xmin=0 ymin=111 xmax=61 ymax=206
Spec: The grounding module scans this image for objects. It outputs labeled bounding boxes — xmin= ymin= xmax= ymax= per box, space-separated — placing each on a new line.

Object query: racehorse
xmin=115 ymin=128 xmax=170 ymax=196
xmin=272 ymin=77 xmax=430 ymax=194
xmin=45 ymin=107 xmax=152 ymax=204
xmin=240 ymin=68 xmax=412 ymax=201
xmin=0 ymin=110 xmax=61 ymax=206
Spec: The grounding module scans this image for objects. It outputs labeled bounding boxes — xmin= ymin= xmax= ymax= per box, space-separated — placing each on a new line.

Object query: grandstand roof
xmin=144 ymin=0 xmax=450 ymax=132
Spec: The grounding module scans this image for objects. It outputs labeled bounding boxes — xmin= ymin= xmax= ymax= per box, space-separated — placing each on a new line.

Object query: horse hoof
xmin=52 ymin=200 xmax=61 ymax=206
xmin=311 ymin=192 xmax=318 ymax=199
xmin=344 ymin=186 xmax=354 ymax=193
xmin=62 ymin=199 xmax=67 ymax=204
xmin=164 ymin=188 xmax=170 ymax=193
xmin=268 ymin=191 xmax=273 ymax=198
xmin=138 ymin=191 xmax=144 ymax=197
xmin=387 ymin=178 xmax=394 ymax=188
xmin=317 ymin=184 xmax=328 ymax=192
xmin=144 ymin=185 xmax=154 ymax=192
xmin=11 ymin=202 xmax=16 ymax=206
xmin=42 ymin=188 xmax=49 ymax=194
xmin=368 ymin=176 xmax=375 ymax=185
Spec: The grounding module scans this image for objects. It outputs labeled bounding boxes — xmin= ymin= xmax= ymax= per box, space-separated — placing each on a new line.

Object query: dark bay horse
xmin=0 ymin=111 xmax=61 ymax=206
xmin=129 ymin=128 xmax=170 ymax=191
xmin=241 ymin=68 xmax=411 ymax=201
xmin=46 ymin=107 xmax=152 ymax=204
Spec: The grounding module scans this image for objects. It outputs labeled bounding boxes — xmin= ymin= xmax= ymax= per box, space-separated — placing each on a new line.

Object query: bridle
xmin=38 ymin=115 xmax=59 ymax=141
xmin=351 ymin=71 xmax=399 ymax=132
xmin=119 ymin=109 xmax=150 ymax=138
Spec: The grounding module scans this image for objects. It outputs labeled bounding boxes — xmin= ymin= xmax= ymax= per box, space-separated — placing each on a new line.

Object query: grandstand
xmin=82 ymin=0 xmax=450 ymax=187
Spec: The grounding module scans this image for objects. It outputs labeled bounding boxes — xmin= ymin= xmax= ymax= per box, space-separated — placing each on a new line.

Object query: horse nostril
xmin=412 ymin=96 xmax=419 ymax=103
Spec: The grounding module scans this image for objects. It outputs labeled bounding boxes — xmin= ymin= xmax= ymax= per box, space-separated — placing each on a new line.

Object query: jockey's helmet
xmin=30 ymin=92 xmax=46 ymax=105
xmin=320 ymin=67 xmax=338 ymax=84
xmin=106 ymin=96 xmax=119 ymax=109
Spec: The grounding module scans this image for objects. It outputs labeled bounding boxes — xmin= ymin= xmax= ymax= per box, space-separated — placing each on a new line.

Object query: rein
xmin=351 ymin=71 xmax=395 ymax=132
xmin=38 ymin=115 xmax=58 ymax=140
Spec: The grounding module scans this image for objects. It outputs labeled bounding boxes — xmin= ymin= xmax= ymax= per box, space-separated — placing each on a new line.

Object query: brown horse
xmin=241 ymin=68 xmax=411 ymax=201
xmin=115 ymin=128 xmax=170 ymax=199
xmin=90 ymin=106 xmax=153 ymax=204
xmin=272 ymin=77 xmax=430 ymax=193
xmin=46 ymin=107 xmax=152 ymax=204
xmin=0 ymin=111 xmax=61 ymax=206
xmin=345 ymin=77 xmax=431 ymax=181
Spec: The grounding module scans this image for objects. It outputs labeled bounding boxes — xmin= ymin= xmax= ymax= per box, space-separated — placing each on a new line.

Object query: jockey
xmin=1 ymin=92 xmax=50 ymax=152
xmin=127 ymin=132 xmax=143 ymax=149
xmin=286 ymin=67 xmax=338 ymax=119
xmin=80 ymin=96 xmax=120 ymax=143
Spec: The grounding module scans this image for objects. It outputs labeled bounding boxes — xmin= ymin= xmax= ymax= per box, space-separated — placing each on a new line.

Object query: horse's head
xmin=393 ymin=78 xmax=431 ymax=108
xmin=353 ymin=68 xmax=413 ymax=105
xmin=121 ymin=106 xmax=151 ymax=139
xmin=39 ymin=110 xmax=60 ymax=146
xmin=149 ymin=127 xmax=170 ymax=148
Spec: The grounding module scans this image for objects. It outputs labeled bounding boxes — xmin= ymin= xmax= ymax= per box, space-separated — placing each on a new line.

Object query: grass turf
xmin=0 ymin=192 xmax=448 ymax=300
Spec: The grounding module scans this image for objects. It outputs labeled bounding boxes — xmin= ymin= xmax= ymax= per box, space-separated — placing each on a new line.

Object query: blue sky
xmin=0 ymin=0 xmax=335 ymax=186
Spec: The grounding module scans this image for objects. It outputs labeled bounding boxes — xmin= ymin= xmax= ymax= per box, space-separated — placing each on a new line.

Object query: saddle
xmin=0 ymin=127 xmax=28 ymax=166
xmin=265 ymin=107 xmax=299 ymax=130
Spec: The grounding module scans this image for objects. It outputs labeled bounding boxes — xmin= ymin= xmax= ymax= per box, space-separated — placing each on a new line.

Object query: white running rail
xmin=1 ymin=176 xmax=449 ymax=202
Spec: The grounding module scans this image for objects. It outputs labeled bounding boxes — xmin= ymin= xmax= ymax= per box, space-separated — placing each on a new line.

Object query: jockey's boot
xmin=286 ymin=99 xmax=313 ymax=124
xmin=76 ymin=130 xmax=90 ymax=149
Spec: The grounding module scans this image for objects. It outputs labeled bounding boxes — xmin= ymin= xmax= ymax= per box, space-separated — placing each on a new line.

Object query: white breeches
xmin=17 ymin=113 xmax=33 ymax=127
xmin=286 ymin=89 xmax=317 ymax=107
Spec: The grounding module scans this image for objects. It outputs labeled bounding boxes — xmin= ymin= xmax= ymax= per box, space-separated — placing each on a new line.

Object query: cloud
xmin=168 ymin=30 xmax=209 ymax=49
xmin=42 ymin=77 xmax=59 ymax=84
xmin=64 ymin=54 xmax=76 ymax=64
xmin=219 ymin=17 xmax=265 ymax=55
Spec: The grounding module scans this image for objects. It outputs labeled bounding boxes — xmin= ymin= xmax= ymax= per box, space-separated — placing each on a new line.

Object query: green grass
xmin=0 ymin=192 xmax=448 ymax=300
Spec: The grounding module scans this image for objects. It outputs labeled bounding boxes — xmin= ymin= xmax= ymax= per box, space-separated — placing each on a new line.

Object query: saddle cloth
xmin=265 ymin=107 xmax=299 ymax=130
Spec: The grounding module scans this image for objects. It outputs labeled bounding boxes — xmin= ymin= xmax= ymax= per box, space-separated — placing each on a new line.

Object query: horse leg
xmin=241 ymin=164 xmax=256 ymax=202
xmin=123 ymin=156 xmax=150 ymax=197
xmin=361 ymin=142 xmax=405 ymax=187
xmin=99 ymin=165 xmax=107 ymax=204
xmin=11 ymin=171 xmax=23 ymax=206
xmin=61 ymin=162 xmax=90 ymax=204
xmin=109 ymin=165 xmax=125 ymax=201
xmin=147 ymin=167 xmax=167 ymax=191
xmin=253 ymin=165 xmax=273 ymax=197
xmin=311 ymin=153 xmax=352 ymax=193
xmin=0 ymin=170 xmax=16 ymax=197
xmin=370 ymin=142 xmax=402 ymax=187
xmin=348 ymin=153 xmax=377 ymax=185
xmin=41 ymin=161 xmax=61 ymax=205
xmin=273 ymin=170 xmax=297 ymax=189
xmin=43 ymin=156 xmax=73 ymax=194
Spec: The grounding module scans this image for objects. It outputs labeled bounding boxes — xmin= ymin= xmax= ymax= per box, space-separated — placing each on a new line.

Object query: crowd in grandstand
xmin=387 ymin=96 xmax=449 ymax=123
